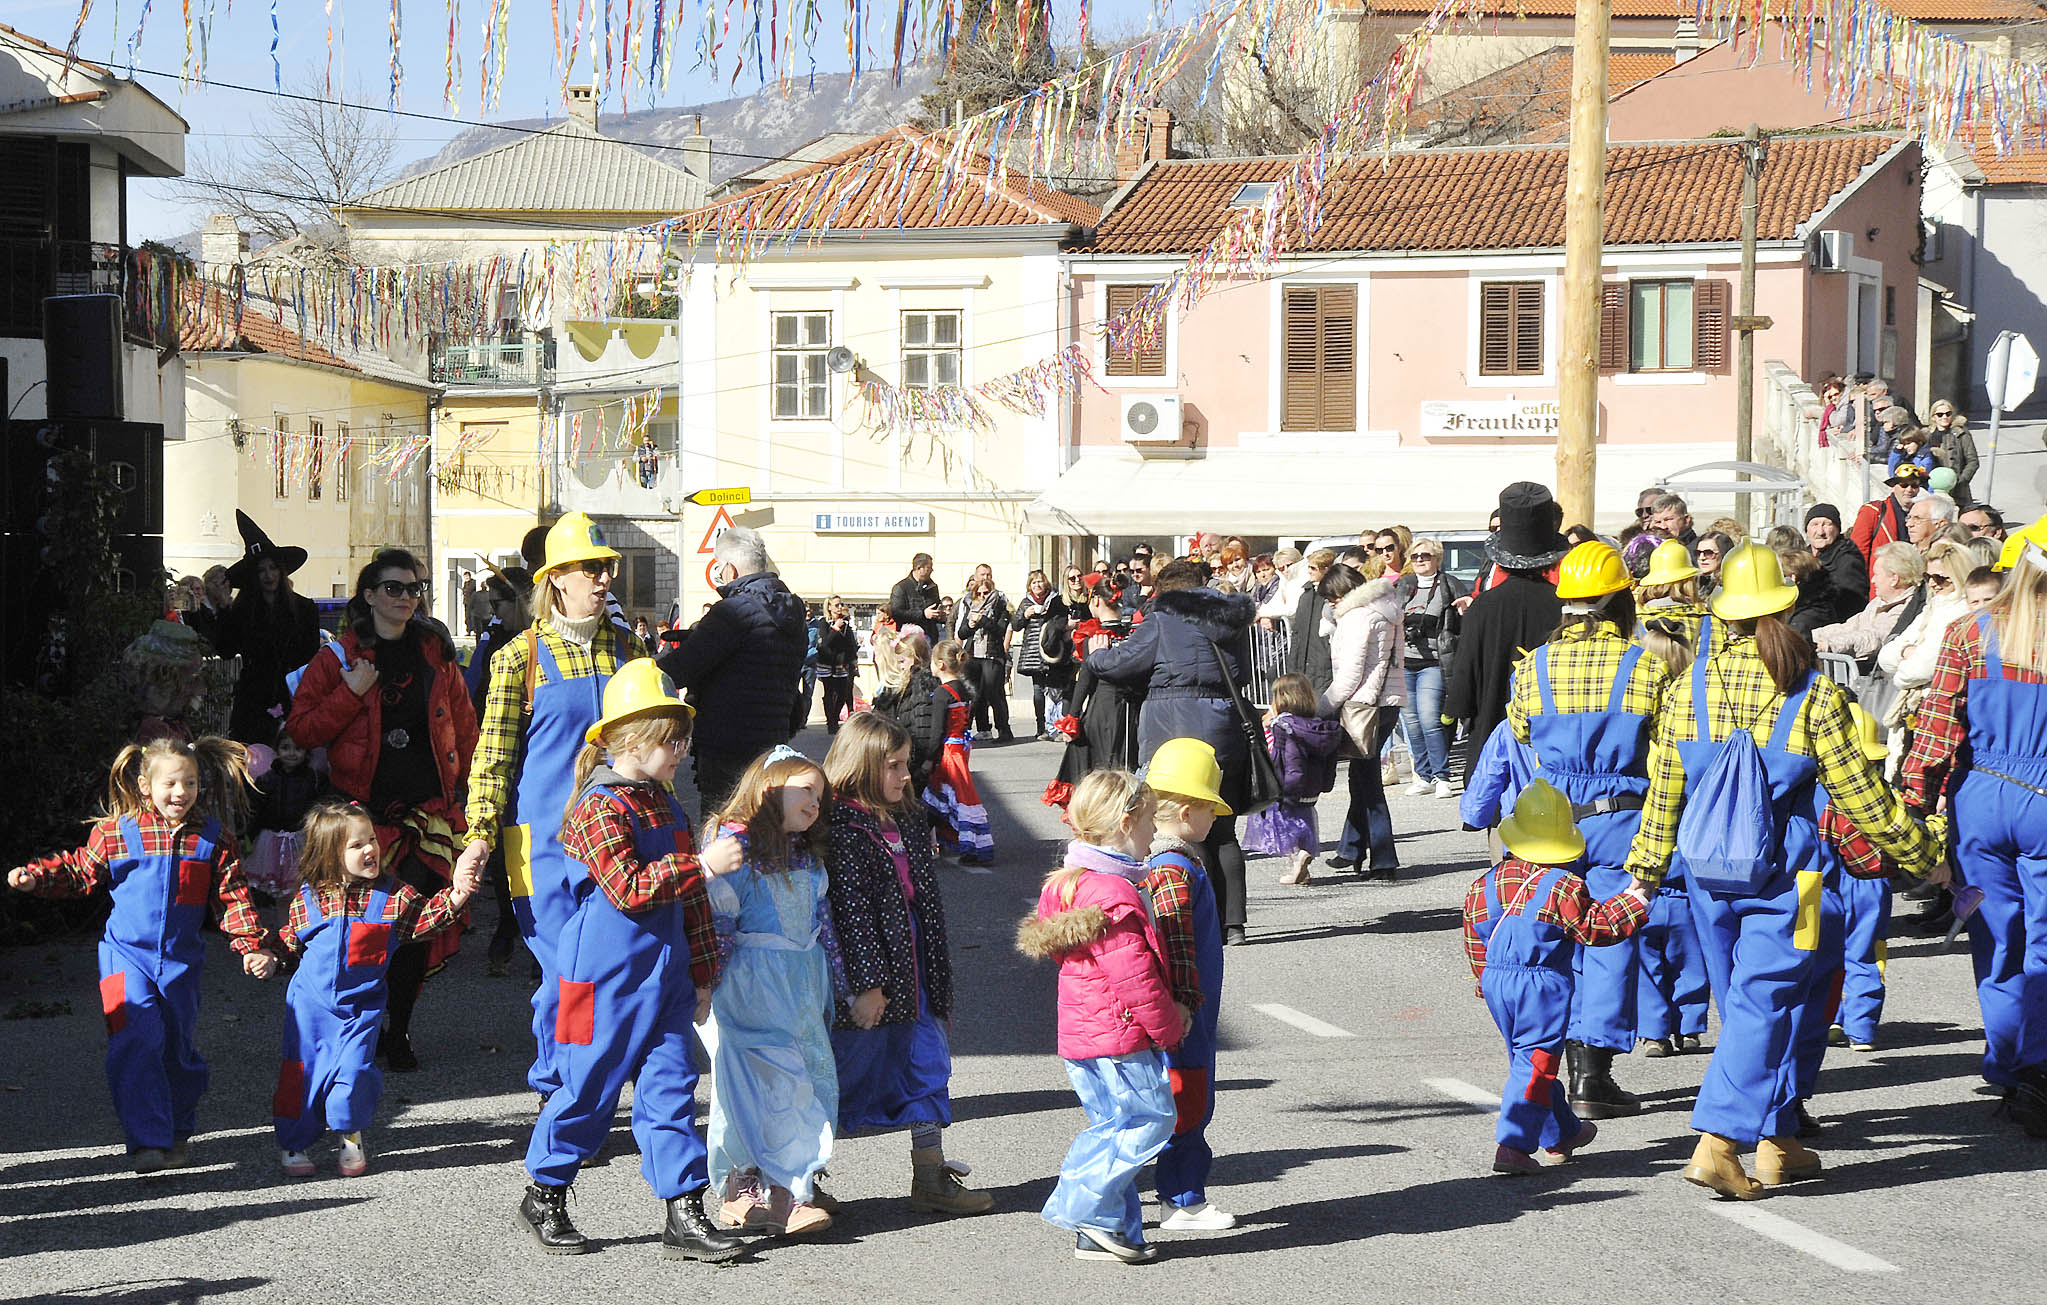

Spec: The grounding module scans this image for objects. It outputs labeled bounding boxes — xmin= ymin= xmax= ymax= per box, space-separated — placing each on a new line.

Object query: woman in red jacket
xmin=290 ymin=548 xmax=480 ymax=1070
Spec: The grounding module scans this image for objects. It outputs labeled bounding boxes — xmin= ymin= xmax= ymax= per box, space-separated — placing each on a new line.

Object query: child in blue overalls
xmin=273 ymin=799 xmax=481 ymax=1177
xmin=1140 ymin=739 xmax=1236 ymax=1232
xmin=1827 ymin=705 xmax=1903 ymax=1053
xmin=519 ymin=659 xmax=745 ymax=1261
xmin=1462 ymin=780 xmax=1651 ymax=1174
xmin=8 ymin=737 xmax=277 ymax=1173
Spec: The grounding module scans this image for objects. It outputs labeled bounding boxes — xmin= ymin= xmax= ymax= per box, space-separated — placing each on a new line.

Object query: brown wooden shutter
xmin=1693 ymin=278 xmax=1731 ymax=371
xmin=1511 ymin=283 xmax=1543 ymax=375
xmin=1104 ymin=284 xmax=1165 ymax=377
xmin=1598 ymin=282 xmax=1629 ymax=370
xmin=1480 ymin=284 xmax=1512 ymax=376
xmin=1319 ymin=285 xmax=1358 ymax=431
xmin=1282 ymin=287 xmax=1323 ymax=430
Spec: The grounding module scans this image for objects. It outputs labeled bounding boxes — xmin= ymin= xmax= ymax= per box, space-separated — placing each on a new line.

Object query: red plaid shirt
xmin=1901 ymin=616 xmax=2047 ymax=811
xmin=1820 ymin=804 xmax=1887 ymax=879
xmin=1141 ymin=850 xmax=1206 ymax=1010
xmin=561 ymin=780 xmax=718 ymax=990
xmin=14 ymin=810 xmax=267 ymax=955
xmin=1461 ymin=858 xmax=1647 ymax=986
xmin=278 ymin=879 xmax=468 ymax=956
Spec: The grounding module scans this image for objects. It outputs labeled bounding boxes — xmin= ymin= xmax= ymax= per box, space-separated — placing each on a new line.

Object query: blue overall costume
xmin=98 ymin=818 xmax=226 ymax=1152
xmin=1527 ymin=643 xmax=1652 ymax=1051
xmin=505 ymin=635 xmax=611 ymax=1097
xmin=1952 ymin=614 xmax=2047 ymax=1086
xmin=1679 ymin=660 xmax=1823 ymax=1145
xmin=1152 ymin=848 xmax=1225 ymax=1211
xmin=526 ymin=784 xmax=710 ymax=1200
xmin=1837 ymin=871 xmax=1892 ymax=1046
xmin=273 ymin=882 xmax=401 ymax=1151
xmin=1789 ymin=830 xmax=1848 ymax=1102
xmin=1635 ymin=861 xmax=1711 ymax=1044
xmin=1474 ymin=864 xmax=1584 ymax=1152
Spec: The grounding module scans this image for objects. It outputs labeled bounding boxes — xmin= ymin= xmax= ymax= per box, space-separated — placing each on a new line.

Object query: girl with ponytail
xmin=7 ymin=736 xmax=278 ymax=1174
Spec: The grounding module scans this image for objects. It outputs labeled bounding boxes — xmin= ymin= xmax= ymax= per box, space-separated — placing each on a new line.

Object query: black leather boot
xmin=519 ymin=1182 xmax=589 ymax=1255
xmin=1794 ymin=1098 xmax=1825 ymax=1138
xmin=2009 ymin=1072 xmax=2047 ymax=1139
xmin=662 ymin=1189 xmax=746 ymax=1262
xmin=1567 ymin=1042 xmax=1643 ymax=1118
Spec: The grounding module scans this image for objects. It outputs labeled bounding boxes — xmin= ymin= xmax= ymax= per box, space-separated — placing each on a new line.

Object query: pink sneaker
xmin=337 ymin=1133 xmax=369 ymax=1178
xmin=1492 ymin=1145 xmax=1542 ymax=1176
xmin=280 ymin=1149 xmax=316 ymax=1178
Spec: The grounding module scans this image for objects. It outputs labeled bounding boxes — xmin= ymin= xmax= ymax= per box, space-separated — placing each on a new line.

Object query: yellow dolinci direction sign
xmin=684 ymin=487 xmax=752 ymax=507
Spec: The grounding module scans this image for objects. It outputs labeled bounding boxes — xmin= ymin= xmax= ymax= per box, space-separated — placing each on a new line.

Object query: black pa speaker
xmin=43 ymin=294 xmax=124 ymax=420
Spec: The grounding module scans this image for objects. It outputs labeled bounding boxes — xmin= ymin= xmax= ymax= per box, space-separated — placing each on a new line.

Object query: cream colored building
xmin=667 ymin=127 xmax=1096 ymax=607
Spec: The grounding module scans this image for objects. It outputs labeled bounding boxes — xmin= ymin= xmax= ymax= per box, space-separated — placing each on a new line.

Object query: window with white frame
xmin=273 ymin=415 xmax=290 ymax=499
xmin=1629 ymin=280 xmax=1695 ymax=372
xmin=771 ymin=312 xmax=832 ymax=419
xmin=901 ymin=311 xmax=962 ymax=389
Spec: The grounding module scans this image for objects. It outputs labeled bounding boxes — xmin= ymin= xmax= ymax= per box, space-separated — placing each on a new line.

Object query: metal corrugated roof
xmin=354 ymin=119 xmax=706 ymax=214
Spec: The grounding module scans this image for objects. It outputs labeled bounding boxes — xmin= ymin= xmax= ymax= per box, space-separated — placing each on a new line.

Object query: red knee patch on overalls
xmin=174 ymin=859 xmax=211 ymax=907
xmin=273 ymin=1061 xmax=306 ymax=1118
xmin=1167 ymin=1068 xmax=1210 ymax=1135
xmin=99 ymin=972 xmax=127 ymax=1034
xmin=1525 ymin=1047 xmax=1562 ymax=1103
xmin=347 ymin=921 xmax=393 ymax=968
xmin=556 ymin=980 xmax=595 ymax=1045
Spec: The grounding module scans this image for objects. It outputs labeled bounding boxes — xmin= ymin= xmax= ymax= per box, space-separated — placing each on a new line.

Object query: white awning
xmin=1024 ymin=445 xmax=1737 ymax=537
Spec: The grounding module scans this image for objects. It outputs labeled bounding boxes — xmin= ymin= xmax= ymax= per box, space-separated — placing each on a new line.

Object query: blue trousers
xmin=1568 ymin=865 xmax=1640 ymax=1051
xmin=1791 ymin=886 xmax=1846 ymax=1100
xmin=1687 ymin=868 xmax=1820 ymax=1144
xmin=525 ymin=975 xmax=709 ymax=1199
xmin=1336 ymin=713 xmax=1401 ymax=869
xmin=1482 ymin=965 xmax=1581 ymax=1152
xmin=99 ymin=944 xmax=207 ymax=1152
xmin=1955 ymin=772 xmax=2047 ymax=1085
xmin=1042 ymin=1051 xmax=1174 ymax=1246
xmin=1399 ymin=666 xmax=1450 ymax=782
xmin=1838 ymin=875 xmax=1892 ymax=1045
xmin=1636 ymin=885 xmax=1710 ymax=1040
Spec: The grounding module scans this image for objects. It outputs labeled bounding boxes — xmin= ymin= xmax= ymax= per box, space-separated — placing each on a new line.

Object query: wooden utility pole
xmin=1555 ymin=0 xmax=1612 ymax=529
xmin=1733 ymin=125 xmax=1768 ymax=526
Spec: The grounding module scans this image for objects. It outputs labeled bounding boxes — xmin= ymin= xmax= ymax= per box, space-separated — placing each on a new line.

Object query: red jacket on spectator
xmin=288 ymin=627 xmax=478 ymax=820
xmin=1849 ymin=494 xmax=1911 ymax=590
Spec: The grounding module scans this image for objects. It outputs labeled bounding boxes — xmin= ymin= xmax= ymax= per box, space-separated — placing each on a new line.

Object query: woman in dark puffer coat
xmin=1087 ymin=560 xmax=1258 ymax=944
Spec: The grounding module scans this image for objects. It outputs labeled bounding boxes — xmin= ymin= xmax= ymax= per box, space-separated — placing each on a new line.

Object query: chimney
xmin=1115 ymin=107 xmax=1175 ymax=183
xmin=200 ymin=214 xmax=248 ymax=275
xmin=566 ymin=83 xmax=599 ymax=131
xmin=1673 ymin=16 xmax=1701 ymax=62
xmin=683 ymin=113 xmax=711 ymax=181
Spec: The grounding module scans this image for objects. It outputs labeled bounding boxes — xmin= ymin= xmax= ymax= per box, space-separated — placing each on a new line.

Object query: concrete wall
xmin=1966 ymin=189 xmax=2047 ymax=413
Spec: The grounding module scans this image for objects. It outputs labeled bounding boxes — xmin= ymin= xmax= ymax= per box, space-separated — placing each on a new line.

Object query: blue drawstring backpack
xmin=1675 ymin=723 xmax=1777 ymax=895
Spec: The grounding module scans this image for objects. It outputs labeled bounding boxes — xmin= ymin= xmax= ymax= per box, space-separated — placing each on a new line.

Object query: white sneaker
xmin=337 ymin=1133 xmax=368 ymax=1177
xmin=1160 ymin=1201 xmax=1238 ymax=1231
xmin=280 ymin=1149 xmax=315 ymax=1177
xmin=1404 ymin=778 xmax=1432 ymax=796
xmin=1434 ymin=778 xmax=1456 ymax=799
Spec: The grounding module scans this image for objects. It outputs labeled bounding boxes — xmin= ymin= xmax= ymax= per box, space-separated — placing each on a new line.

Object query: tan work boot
xmin=909 ymin=1146 xmax=994 ymax=1215
xmin=1682 ymin=1132 xmax=1764 ymax=1200
xmin=1755 ymin=1135 xmax=1824 ymax=1186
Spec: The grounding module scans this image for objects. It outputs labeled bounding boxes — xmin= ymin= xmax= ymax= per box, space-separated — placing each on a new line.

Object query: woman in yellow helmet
xmin=1621 ymin=544 xmax=1940 ymax=1199
xmin=1505 ymin=541 xmax=1673 ymax=1120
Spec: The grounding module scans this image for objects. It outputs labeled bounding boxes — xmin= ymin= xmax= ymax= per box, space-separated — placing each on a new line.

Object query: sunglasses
xmin=1930 ymin=574 xmax=1956 ymax=589
xmin=578 ymin=560 xmax=616 ymax=578
xmin=1371 ymin=544 xmax=1397 ymax=554
xmin=375 ymin=580 xmax=427 ymax=599
xmin=1697 ymin=549 xmax=1721 ymax=559
xmin=1413 ymin=551 xmax=1441 ymax=560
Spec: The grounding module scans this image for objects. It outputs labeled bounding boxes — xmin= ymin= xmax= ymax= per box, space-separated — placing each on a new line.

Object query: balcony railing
xmin=1 ymin=238 xmax=125 ymax=336
xmin=430 ymin=332 xmax=556 ymax=387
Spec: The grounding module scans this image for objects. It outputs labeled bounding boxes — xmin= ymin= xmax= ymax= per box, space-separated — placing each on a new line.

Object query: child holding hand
xmin=1018 ymin=770 xmax=1182 ymax=1264
xmin=8 ymin=737 xmax=274 ymax=1174
xmin=1463 ymin=780 xmax=1650 ymax=1175
xmin=1141 ymin=740 xmax=1238 ymax=1231
xmin=519 ymin=660 xmax=745 ymax=1262
xmin=1243 ymin=674 xmax=1344 ymax=886
xmin=273 ymin=799 xmax=481 ymax=1177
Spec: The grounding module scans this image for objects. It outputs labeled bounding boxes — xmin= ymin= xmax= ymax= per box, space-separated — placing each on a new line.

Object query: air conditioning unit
xmin=1812 ymin=230 xmax=1853 ymax=271
xmin=1120 ymin=393 xmax=1183 ymax=444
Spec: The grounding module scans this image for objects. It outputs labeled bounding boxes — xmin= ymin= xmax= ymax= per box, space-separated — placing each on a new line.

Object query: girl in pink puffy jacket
xmin=1016 ymin=770 xmax=1184 ymax=1265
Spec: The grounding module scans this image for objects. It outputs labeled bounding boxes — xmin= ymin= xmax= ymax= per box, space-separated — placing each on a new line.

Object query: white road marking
xmin=1252 ymin=1002 xmax=1355 ymax=1038
xmin=1710 ymin=1205 xmax=1900 ymax=1274
xmin=958 ymin=864 xmax=994 ymax=875
xmin=1423 ymin=1077 xmax=1501 ymax=1110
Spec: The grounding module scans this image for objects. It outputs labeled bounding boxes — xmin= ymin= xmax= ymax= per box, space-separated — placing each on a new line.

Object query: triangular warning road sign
xmin=697 ymin=505 xmax=736 ymax=555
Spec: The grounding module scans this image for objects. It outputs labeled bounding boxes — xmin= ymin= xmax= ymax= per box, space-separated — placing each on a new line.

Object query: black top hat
xmin=224 ymin=511 xmax=309 ymax=591
xmin=1486 ymin=482 xmax=1571 ymax=570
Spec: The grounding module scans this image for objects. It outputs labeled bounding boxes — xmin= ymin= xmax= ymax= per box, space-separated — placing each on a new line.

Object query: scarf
xmin=551 ymin=611 xmax=602 ymax=649
xmin=1065 ymin=840 xmax=1148 ymax=885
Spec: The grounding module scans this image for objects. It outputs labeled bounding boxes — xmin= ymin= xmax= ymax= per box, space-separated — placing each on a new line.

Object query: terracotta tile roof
xmin=1343 ymin=0 xmax=2045 ymax=18
xmin=1956 ymin=120 xmax=2047 ymax=183
xmin=1407 ymin=47 xmax=1675 ymax=143
xmin=1086 ymin=134 xmax=1901 ymax=255
xmin=178 ymin=282 xmax=360 ymax=372
xmin=676 ymin=126 xmax=1099 ymax=233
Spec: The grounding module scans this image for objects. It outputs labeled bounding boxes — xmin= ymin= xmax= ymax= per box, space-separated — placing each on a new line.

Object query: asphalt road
xmin=5 ymin=722 xmax=2043 ymax=1305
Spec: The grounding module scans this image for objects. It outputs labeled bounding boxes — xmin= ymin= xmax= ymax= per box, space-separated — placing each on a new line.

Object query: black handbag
xmin=1206 ymin=637 xmax=1281 ymax=816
